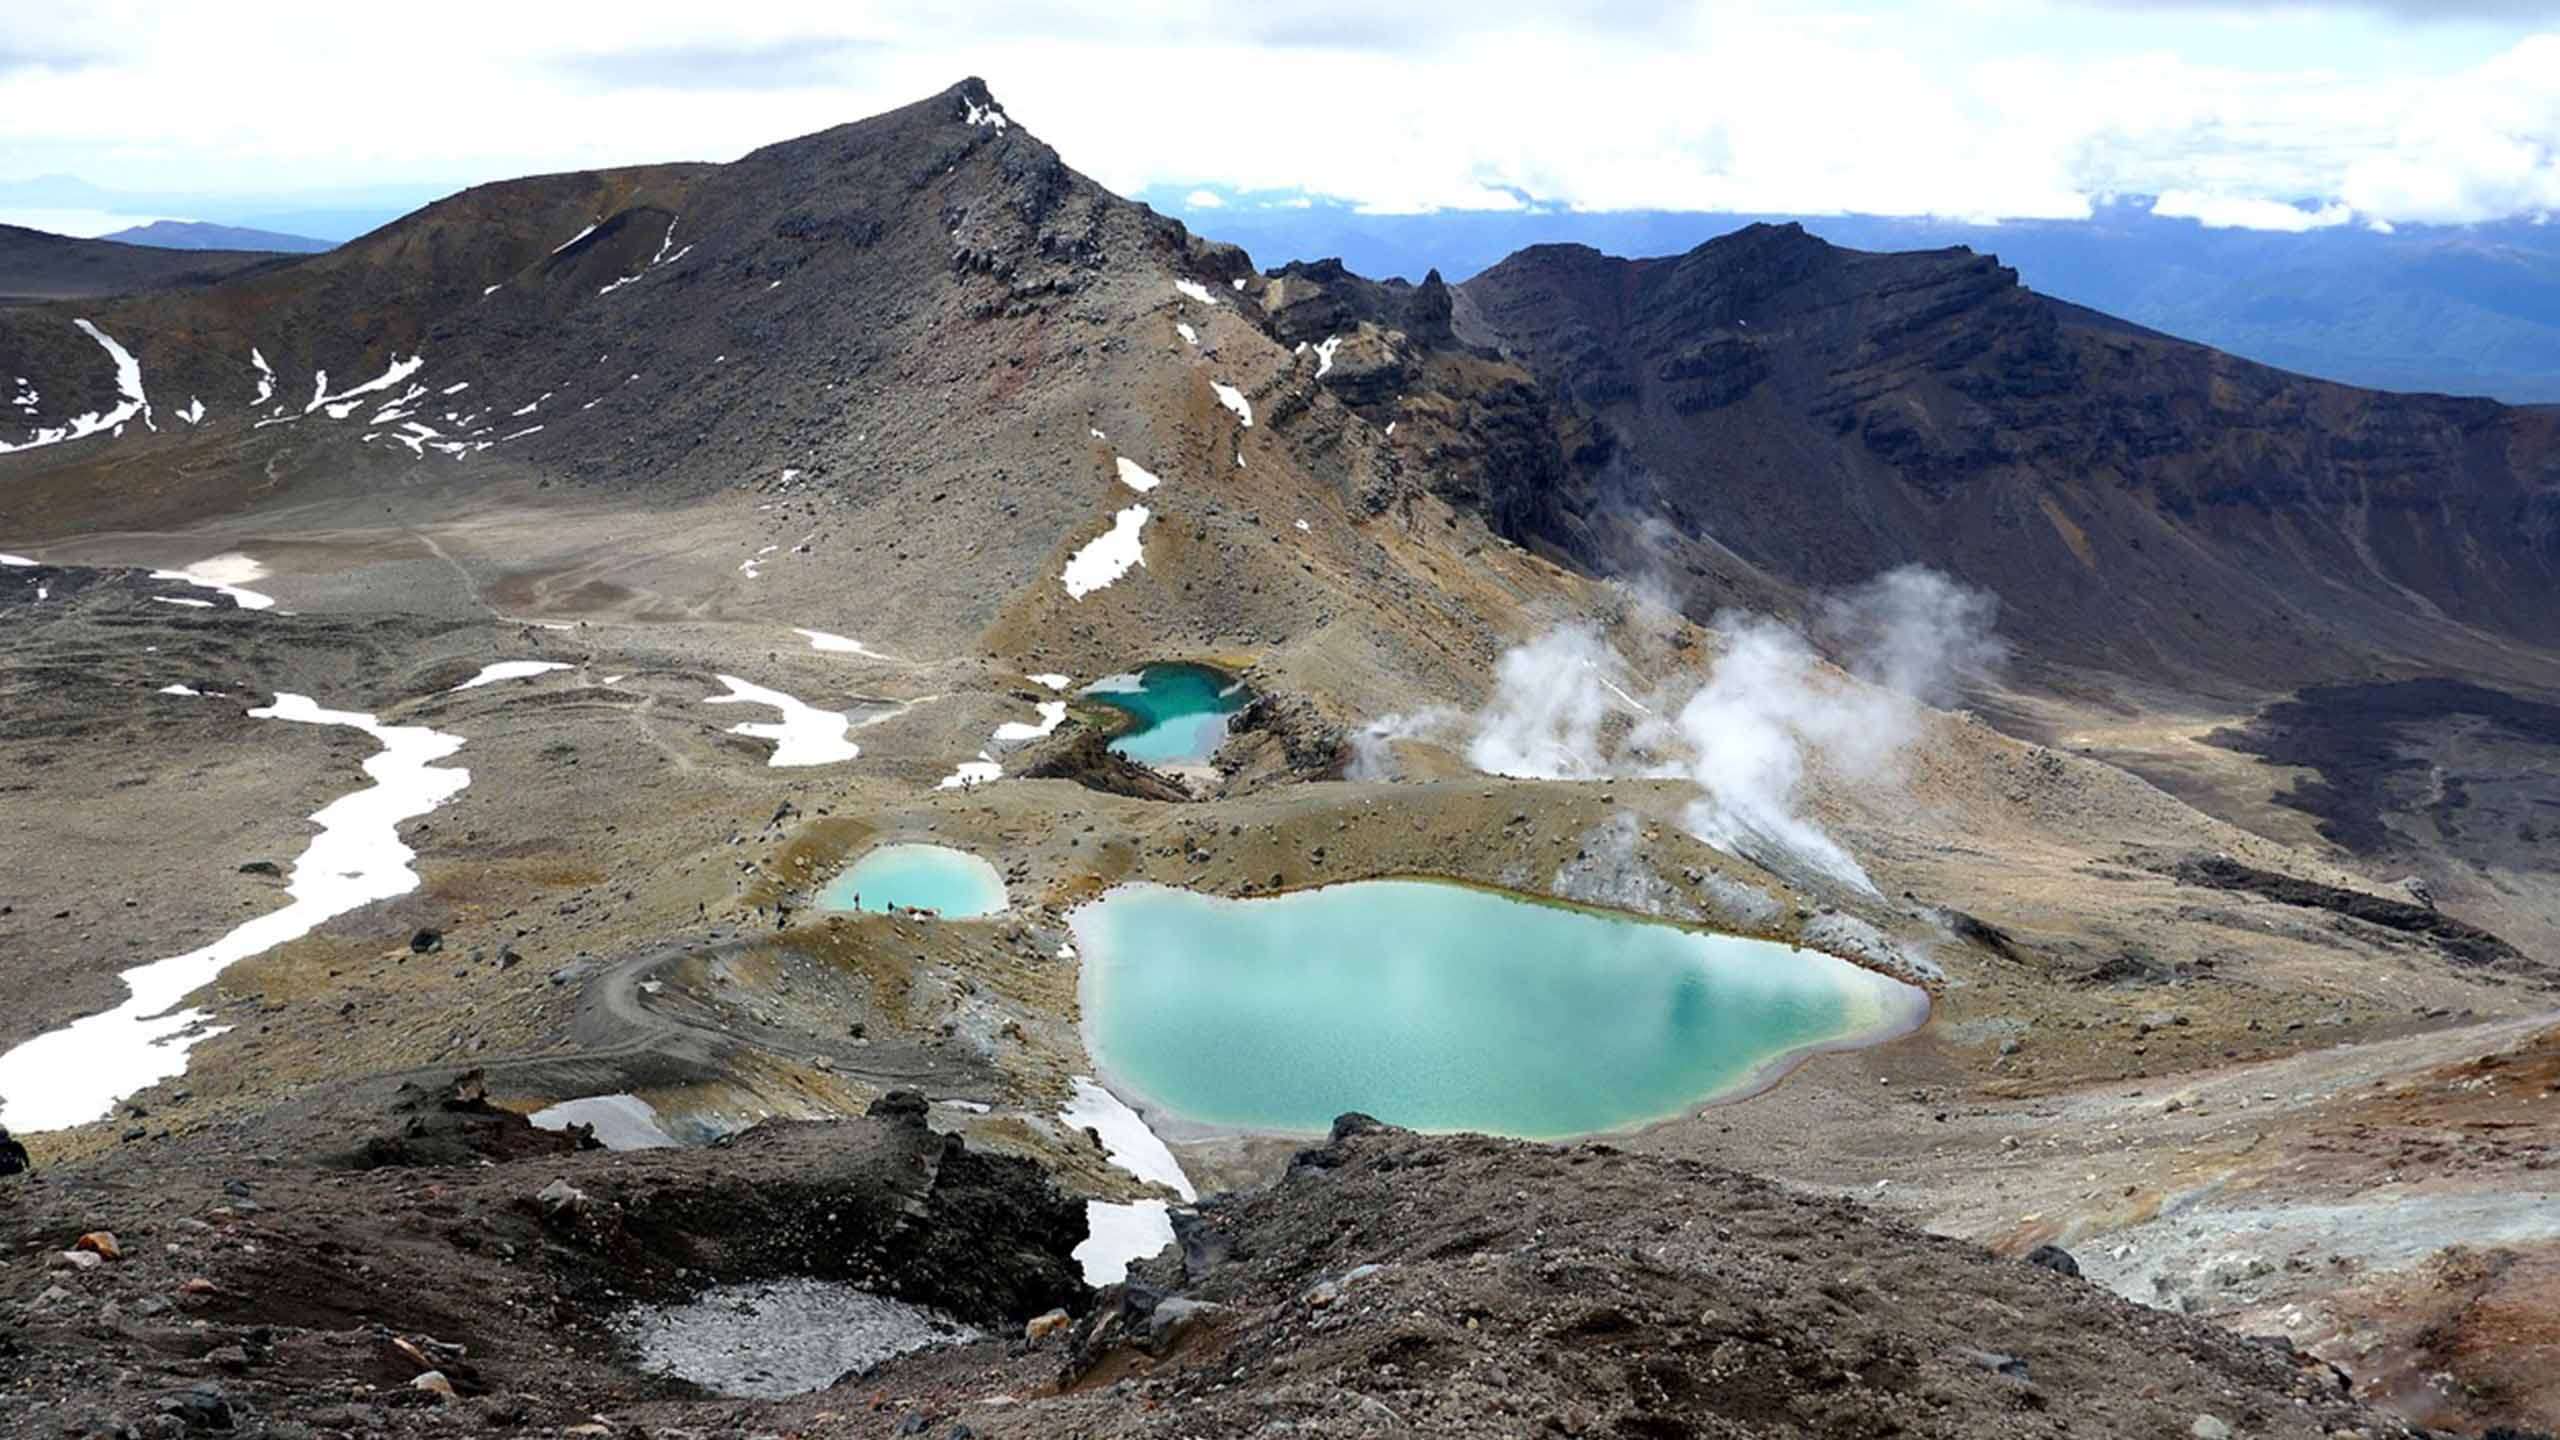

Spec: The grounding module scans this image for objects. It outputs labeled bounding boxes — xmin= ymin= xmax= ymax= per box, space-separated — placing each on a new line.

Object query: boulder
xmin=2024 ymin=1245 xmax=2081 ymax=1278
xmin=156 ymin=1386 xmax=231 ymax=1431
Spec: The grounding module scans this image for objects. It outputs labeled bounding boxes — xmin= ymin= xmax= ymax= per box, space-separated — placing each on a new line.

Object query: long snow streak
xmin=307 ymin=354 xmax=426 ymax=417
xmin=0 ymin=319 xmax=151 ymax=455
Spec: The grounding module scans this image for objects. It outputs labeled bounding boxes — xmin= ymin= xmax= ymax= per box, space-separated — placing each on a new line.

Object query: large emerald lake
xmin=1072 ymin=879 xmax=1923 ymax=1139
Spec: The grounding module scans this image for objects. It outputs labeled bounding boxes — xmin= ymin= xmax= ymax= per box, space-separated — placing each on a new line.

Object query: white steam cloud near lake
xmin=1439 ymin=565 xmax=2006 ymax=894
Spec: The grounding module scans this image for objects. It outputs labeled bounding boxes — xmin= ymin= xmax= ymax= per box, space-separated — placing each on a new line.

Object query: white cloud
xmin=0 ymin=3 xmax=2551 ymax=227
xmin=1182 ymin=187 xmax=1225 ymax=208
xmin=2150 ymin=190 xmax=2355 ymax=229
xmin=2336 ymin=33 xmax=2560 ymax=223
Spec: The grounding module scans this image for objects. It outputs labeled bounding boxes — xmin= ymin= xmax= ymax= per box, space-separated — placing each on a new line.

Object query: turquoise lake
xmin=1073 ymin=880 xmax=1922 ymax=1139
xmin=1087 ymin=664 xmax=1248 ymax=766
xmin=817 ymin=843 xmax=1008 ymax=918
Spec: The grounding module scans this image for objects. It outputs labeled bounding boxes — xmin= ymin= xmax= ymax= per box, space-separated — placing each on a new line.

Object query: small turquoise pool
xmin=817 ymin=843 xmax=1008 ymax=918
xmin=1086 ymin=664 xmax=1248 ymax=766
xmin=1073 ymin=880 xmax=1923 ymax=1139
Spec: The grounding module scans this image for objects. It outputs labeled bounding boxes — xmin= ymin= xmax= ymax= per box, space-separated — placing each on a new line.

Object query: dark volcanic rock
xmin=2166 ymin=853 xmax=2541 ymax=979
xmin=856 ymin=1123 xmax=2419 ymax=1440
xmin=329 ymin=1068 xmax=589 ymax=1170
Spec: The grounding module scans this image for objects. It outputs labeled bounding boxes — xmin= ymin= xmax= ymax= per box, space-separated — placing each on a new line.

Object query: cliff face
xmin=1264 ymin=258 xmax=1571 ymax=542
xmin=1455 ymin=224 xmax=2560 ymax=689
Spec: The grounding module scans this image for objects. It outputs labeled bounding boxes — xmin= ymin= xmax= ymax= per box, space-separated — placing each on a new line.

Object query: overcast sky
xmin=3 ymin=0 xmax=2556 ymax=233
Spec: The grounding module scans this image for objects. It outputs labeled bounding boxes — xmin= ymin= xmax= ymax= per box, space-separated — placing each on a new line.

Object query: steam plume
xmin=1459 ymin=565 xmax=2002 ymax=895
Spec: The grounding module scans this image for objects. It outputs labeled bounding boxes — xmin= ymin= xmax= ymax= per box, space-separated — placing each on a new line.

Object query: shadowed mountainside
xmin=1448 ymin=224 xmax=2560 ymax=694
xmin=0 ymin=223 xmax=296 ymax=303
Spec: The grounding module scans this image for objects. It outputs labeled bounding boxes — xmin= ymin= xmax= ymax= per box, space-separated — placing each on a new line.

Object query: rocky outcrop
xmin=1018 ymin=728 xmax=1193 ymax=803
xmin=1216 ymin=689 xmax=1344 ymax=789
xmin=1261 ymin=258 xmax=1447 ymax=351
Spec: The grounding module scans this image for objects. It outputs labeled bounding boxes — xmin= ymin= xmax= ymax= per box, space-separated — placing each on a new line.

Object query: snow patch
xmin=1062 ymin=1077 xmax=1195 ymax=1199
xmin=1175 ymin=322 xmax=1198 ymax=346
xmin=306 ymin=354 xmax=424 ymax=416
xmin=0 ymin=694 xmax=469 ymax=1132
xmin=1173 ymin=279 xmax=1219 ymax=306
xmin=1212 ymin=381 xmax=1253 ymax=426
xmin=550 ymin=220 xmax=599 ymax=254
xmin=530 ymin=1094 xmax=677 ymax=1150
xmin=1313 ymin=334 xmax=1341 ymax=378
xmin=704 ymin=675 xmax=860 ymax=767
xmin=936 ymin=754 xmax=1002 ymax=790
xmin=1028 ymin=673 xmax=1072 ymax=690
xmin=1113 ymin=457 xmax=1162 ymax=493
xmin=992 ymin=700 xmax=1068 ymax=743
xmin=1061 ymin=506 xmax=1150 ymax=600
xmin=1061 ymin=1077 xmax=1196 ymax=1286
xmin=1077 ymin=1201 xmax=1174 ymax=1287
xmin=794 ymin=628 xmax=890 ymax=660
xmin=450 ymin=660 xmax=571 ymax=692
xmin=151 ymin=554 xmax=276 ymax=610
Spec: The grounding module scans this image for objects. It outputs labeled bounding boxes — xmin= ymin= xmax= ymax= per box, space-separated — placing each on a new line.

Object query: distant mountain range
xmin=1146 ymin=194 xmax=2560 ymax=404
xmin=0 ymin=173 xmax=427 ymax=244
xmin=0 ymin=222 xmax=295 ymax=302
xmin=101 ymin=220 xmax=332 ymax=253
xmin=14 ymin=163 xmax=2558 ymax=401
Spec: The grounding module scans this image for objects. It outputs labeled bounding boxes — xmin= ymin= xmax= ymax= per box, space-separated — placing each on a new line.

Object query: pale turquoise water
xmin=816 ymin=843 xmax=1008 ymax=917
xmin=1087 ymin=664 xmax=1248 ymax=766
xmin=1074 ymin=880 xmax=1921 ymax=1139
